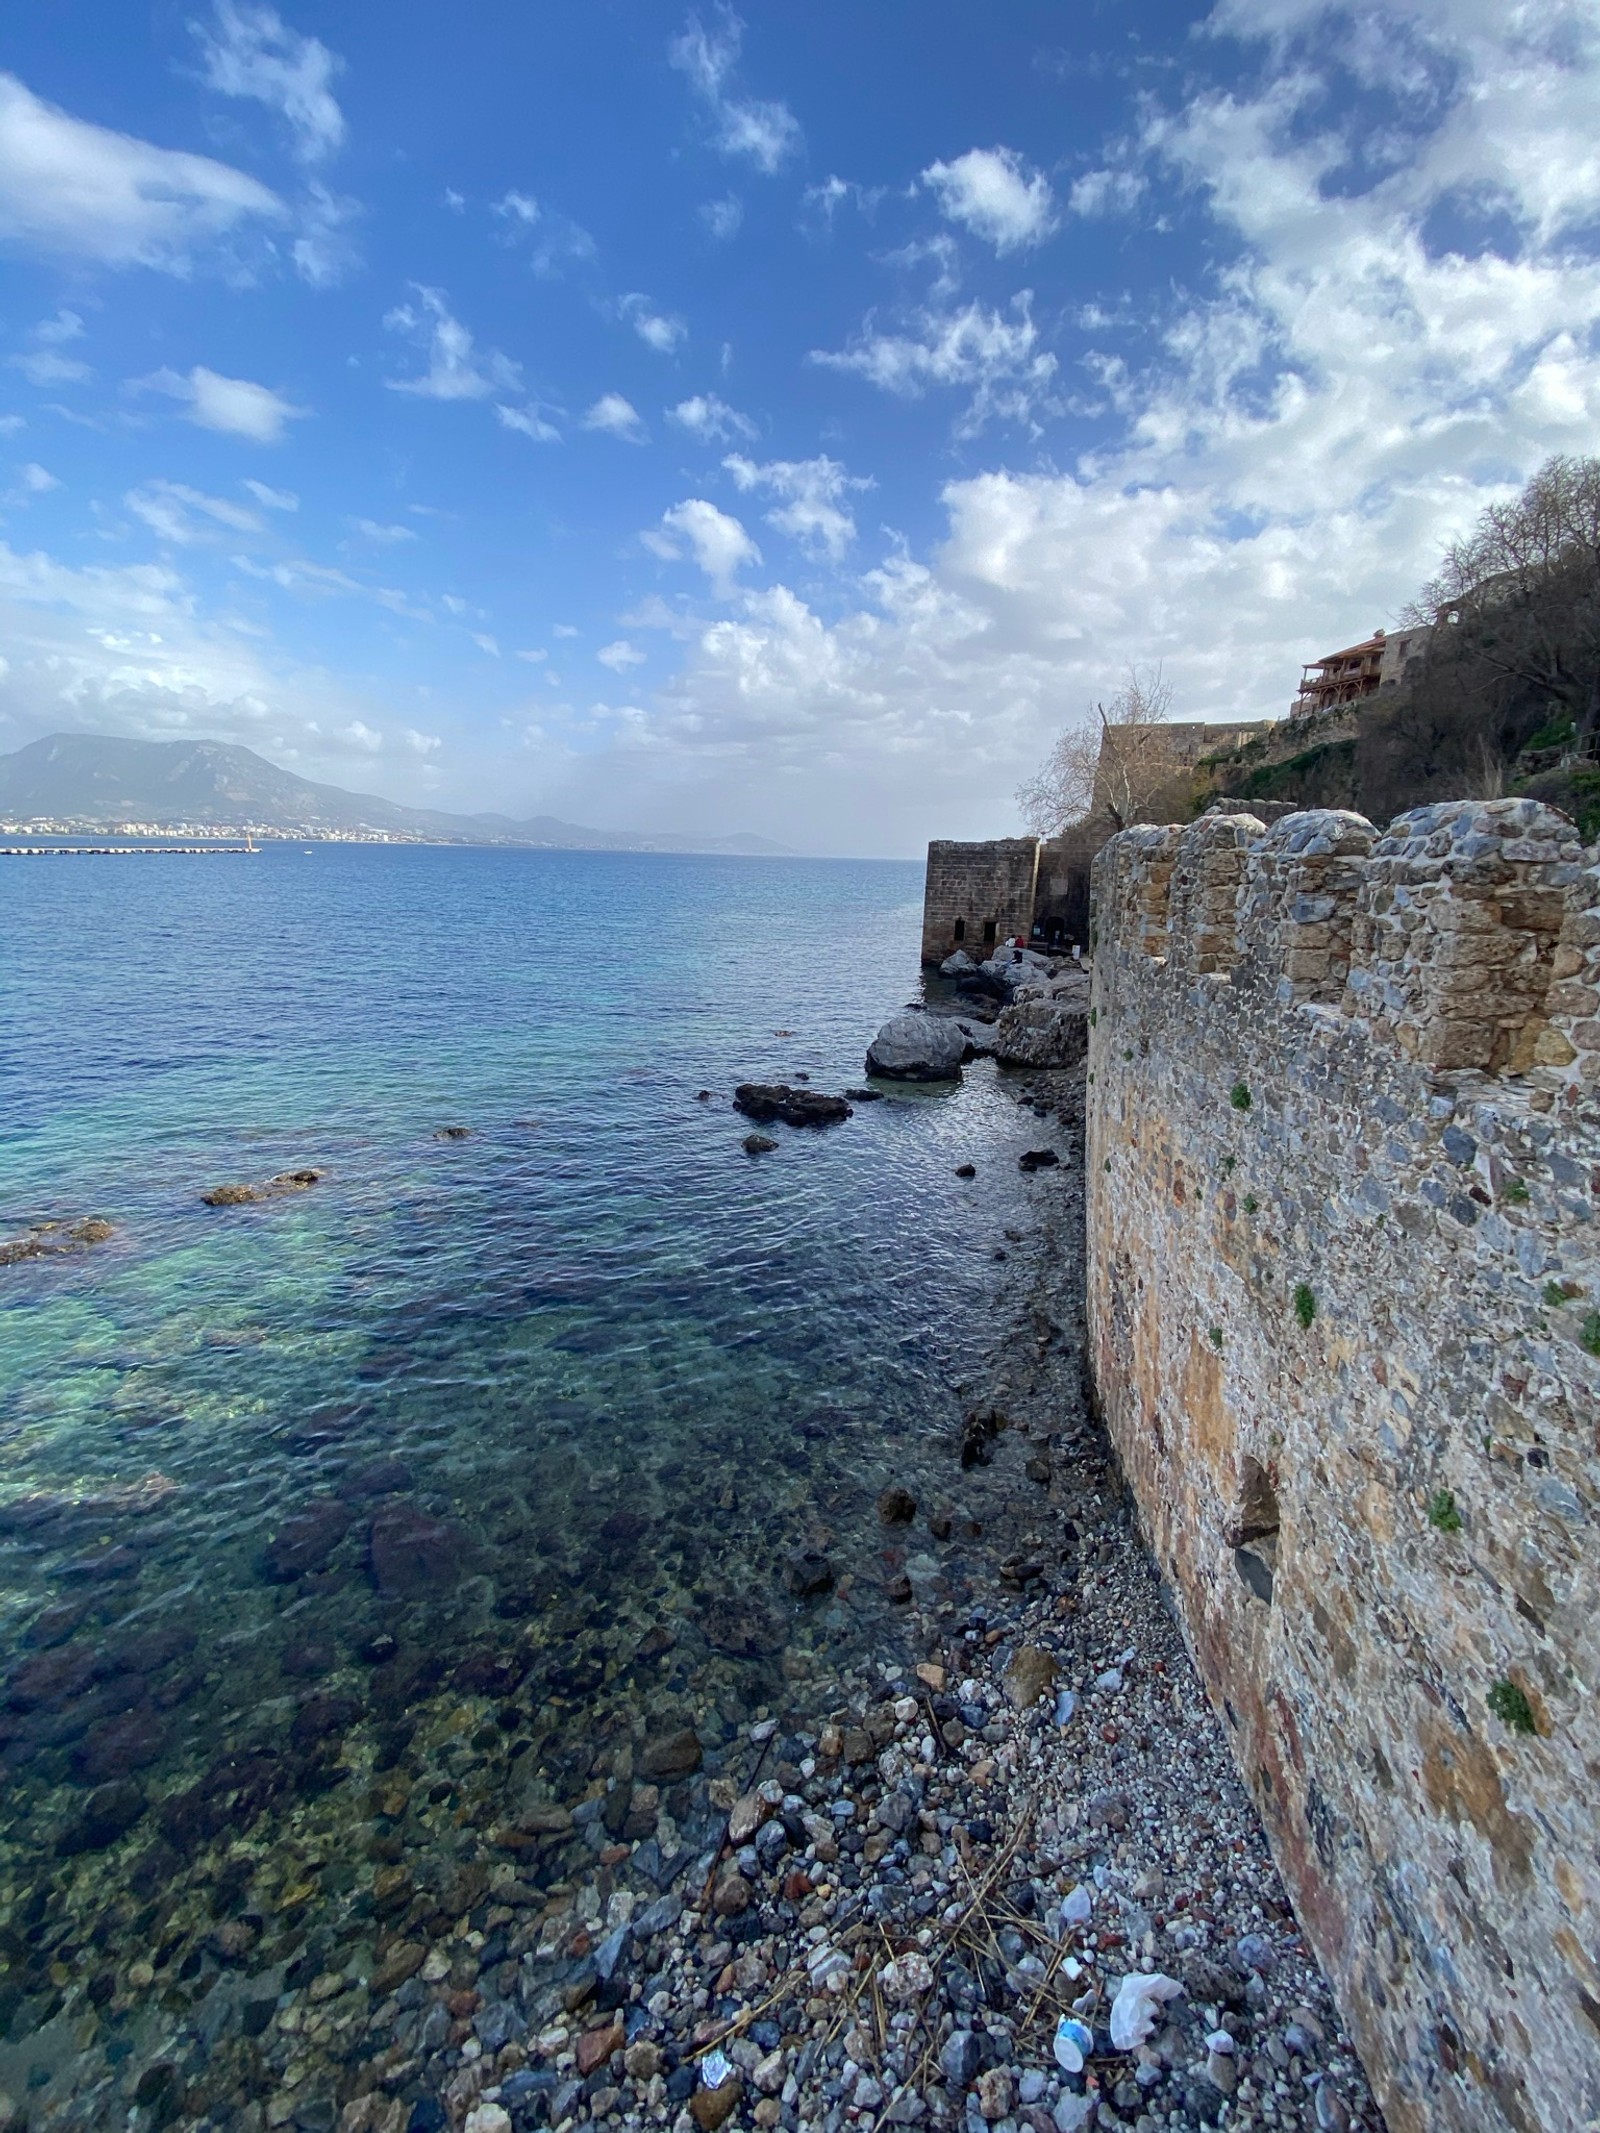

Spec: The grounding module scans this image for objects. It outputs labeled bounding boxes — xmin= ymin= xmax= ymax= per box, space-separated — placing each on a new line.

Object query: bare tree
xmin=1402 ymin=454 xmax=1600 ymax=742
xmin=1018 ymin=665 xmax=1177 ymax=836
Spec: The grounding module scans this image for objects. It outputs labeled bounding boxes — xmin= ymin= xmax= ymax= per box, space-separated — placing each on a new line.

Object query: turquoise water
xmin=0 ymin=849 xmax=1053 ymax=1937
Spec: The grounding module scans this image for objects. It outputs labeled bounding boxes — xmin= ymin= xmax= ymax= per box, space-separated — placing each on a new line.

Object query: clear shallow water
xmin=0 ymin=849 xmax=1057 ymax=1985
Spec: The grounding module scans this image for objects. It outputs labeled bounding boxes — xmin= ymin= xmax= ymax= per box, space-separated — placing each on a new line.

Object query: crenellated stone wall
xmin=1086 ymin=799 xmax=1600 ymax=2133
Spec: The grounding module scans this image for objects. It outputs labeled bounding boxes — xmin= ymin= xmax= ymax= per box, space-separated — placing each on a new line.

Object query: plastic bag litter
xmin=1109 ymin=1972 xmax=1184 ymax=2051
xmin=700 ymin=2049 xmax=734 ymax=2090
xmin=1053 ymin=2017 xmax=1095 ymax=2074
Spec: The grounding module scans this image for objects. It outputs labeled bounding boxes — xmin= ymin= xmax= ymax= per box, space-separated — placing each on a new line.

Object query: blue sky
xmin=1 ymin=0 xmax=1598 ymax=853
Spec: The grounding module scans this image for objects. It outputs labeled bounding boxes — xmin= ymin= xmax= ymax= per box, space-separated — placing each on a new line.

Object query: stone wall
xmin=1033 ymin=824 xmax=1104 ymax=949
xmin=1086 ymin=799 xmax=1600 ymax=2133
xmin=921 ymin=838 xmax=1040 ymax=965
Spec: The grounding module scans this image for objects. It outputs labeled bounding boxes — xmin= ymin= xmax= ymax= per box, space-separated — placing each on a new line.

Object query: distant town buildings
xmin=1290 ymin=626 xmax=1423 ymax=719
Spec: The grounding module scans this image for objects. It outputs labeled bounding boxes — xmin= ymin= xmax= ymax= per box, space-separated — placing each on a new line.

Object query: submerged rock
xmin=57 ymin=1780 xmax=146 ymax=1855
xmin=864 ymin=1012 xmax=968 ymax=1082
xmin=742 ymin=1133 xmax=777 ymax=1156
xmin=733 ymin=1084 xmax=852 ymax=1128
xmin=263 ymin=1498 xmax=352 ymax=1582
xmin=2 ymin=1216 xmax=116 ymax=1264
xmin=201 ymin=1169 xmax=322 ymax=1208
xmin=782 ymin=1550 xmax=836 ymax=1598
xmin=367 ymin=1501 xmax=465 ymax=1595
xmin=640 ymin=1727 xmax=702 ymax=1779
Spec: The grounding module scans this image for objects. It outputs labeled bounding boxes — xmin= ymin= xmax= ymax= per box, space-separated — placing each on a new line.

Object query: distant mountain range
xmin=0 ymin=734 xmax=793 ymax=855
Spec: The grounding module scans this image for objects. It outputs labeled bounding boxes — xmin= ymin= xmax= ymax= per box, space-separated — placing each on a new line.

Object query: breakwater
xmin=0 ymin=844 xmax=256 ymax=856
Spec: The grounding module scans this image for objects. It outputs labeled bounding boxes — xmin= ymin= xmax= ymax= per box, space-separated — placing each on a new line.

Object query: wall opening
xmin=952 ymin=917 xmax=965 ymax=943
xmin=1228 ymin=1455 xmax=1281 ymax=1605
xmin=983 ymin=918 xmax=997 ymax=947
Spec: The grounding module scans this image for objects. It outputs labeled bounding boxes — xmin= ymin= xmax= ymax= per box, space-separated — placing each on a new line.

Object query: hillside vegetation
xmin=1199 ymin=455 xmax=1600 ymax=838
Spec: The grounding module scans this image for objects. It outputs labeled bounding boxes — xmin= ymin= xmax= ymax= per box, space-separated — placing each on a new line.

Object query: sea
xmin=0 ymin=843 xmax=1066 ymax=2113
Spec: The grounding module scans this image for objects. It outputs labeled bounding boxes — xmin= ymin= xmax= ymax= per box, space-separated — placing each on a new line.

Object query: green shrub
xmin=1230 ymin=1082 xmax=1252 ymax=1111
xmin=1502 ymin=1179 xmax=1529 ymax=1206
xmin=1427 ymin=1488 xmax=1463 ymax=1534
xmin=1243 ymin=1194 xmax=1259 ymax=1215
xmin=1582 ymin=1310 xmax=1600 ymax=1359
xmin=1292 ymin=1282 xmax=1316 ymax=1329
xmin=1208 ymin=1326 xmax=1224 ymax=1350
xmin=1487 ymin=1680 xmax=1537 ymax=1736
xmin=1543 ymin=1279 xmax=1571 ymax=1308
xmin=1524 ymin=714 xmax=1576 ymax=750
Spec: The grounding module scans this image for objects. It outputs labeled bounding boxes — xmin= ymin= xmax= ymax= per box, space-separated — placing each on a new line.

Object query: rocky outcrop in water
xmin=732 ymin=1084 xmax=852 ymax=1128
xmin=863 ymin=1012 xmax=968 ymax=1081
xmin=200 ymin=1169 xmax=322 ymax=1207
xmin=0 ymin=1216 xmax=115 ymax=1266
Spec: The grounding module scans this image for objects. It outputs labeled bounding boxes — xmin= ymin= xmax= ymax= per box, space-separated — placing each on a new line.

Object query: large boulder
xmin=990 ymin=1001 xmax=1089 ymax=1069
xmin=939 ymin=950 xmax=976 ymax=977
xmin=864 ymin=1013 xmax=969 ymax=1082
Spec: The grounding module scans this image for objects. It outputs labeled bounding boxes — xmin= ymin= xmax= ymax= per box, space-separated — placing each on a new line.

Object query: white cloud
xmin=582 ymin=392 xmax=646 ymax=441
xmin=1069 ymin=167 xmax=1146 ymax=218
xmin=0 ymin=71 xmax=283 ymax=272
xmin=142 ymin=364 xmax=307 ymax=443
xmin=404 ymin=726 xmax=441 ymax=754
xmin=598 ymin=639 xmax=646 ymax=671
xmin=492 ymin=190 xmax=596 ymax=277
xmin=813 ymin=295 xmax=1057 ymax=436
xmin=384 ymin=287 xmax=521 ymax=401
xmin=291 ymin=180 xmax=360 ymax=286
xmin=11 ymin=309 xmax=93 ymax=386
xmin=4 ymin=461 xmax=62 ymax=506
xmin=494 ymin=190 xmax=540 ymax=226
xmin=12 ymin=348 xmax=92 ymax=386
xmin=127 ymin=478 xmax=262 ymax=542
xmin=799 ymin=175 xmax=886 ymax=232
xmin=700 ymin=195 xmax=743 ymax=240
xmin=619 ymin=294 xmax=687 ymax=354
xmin=339 ymin=718 xmax=382 ymax=750
xmin=0 ymin=535 xmax=406 ymax=775
xmin=556 ymin=0 xmax=1600 ymax=855
xmin=922 ymin=147 xmax=1058 ymax=253
xmin=194 ymin=0 xmax=346 ymax=164
xmin=472 ymin=633 xmax=500 ymax=656
xmin=668 ymin=392 xmax=756 ymax=443
xmin=552 ymin=623 xmax=580 ymax=637
xmin=496 ymin=403 xmax=561 ymax=442
xmin=642 ymin=497 xmax=760 ymax=596
xmin=723 ymin=453 xmax=872 ymax=561
xmin=243 ymin=478 xmax=298 ymax=510
xmin=669 ymin=8 xmax=801 ymax=174
xmin=232 ymin=551 xmax=430 ymax=622
xmin=350 ymin=518 xmax=416 ymax=544
xmin=516 ymin=647 xmax=548 ymax=663
xmin=443 ymin=188 xmax=465 ymax=212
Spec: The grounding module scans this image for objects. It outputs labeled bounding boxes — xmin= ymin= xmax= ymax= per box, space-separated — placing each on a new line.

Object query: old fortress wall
xmin=1086 ymin=800 xmax=1600 ymax=2133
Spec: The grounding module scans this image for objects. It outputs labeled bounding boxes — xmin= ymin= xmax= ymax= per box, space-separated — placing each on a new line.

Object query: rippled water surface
xmin=0 ymin=847 xmax=1056 ymax=1998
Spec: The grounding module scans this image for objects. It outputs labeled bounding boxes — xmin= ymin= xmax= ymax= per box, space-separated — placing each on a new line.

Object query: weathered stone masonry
xmin=921 ymin=838 xmax=1040 ymax=964
xmin=1086 ymin=800 xmax=1600 ymax=2133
